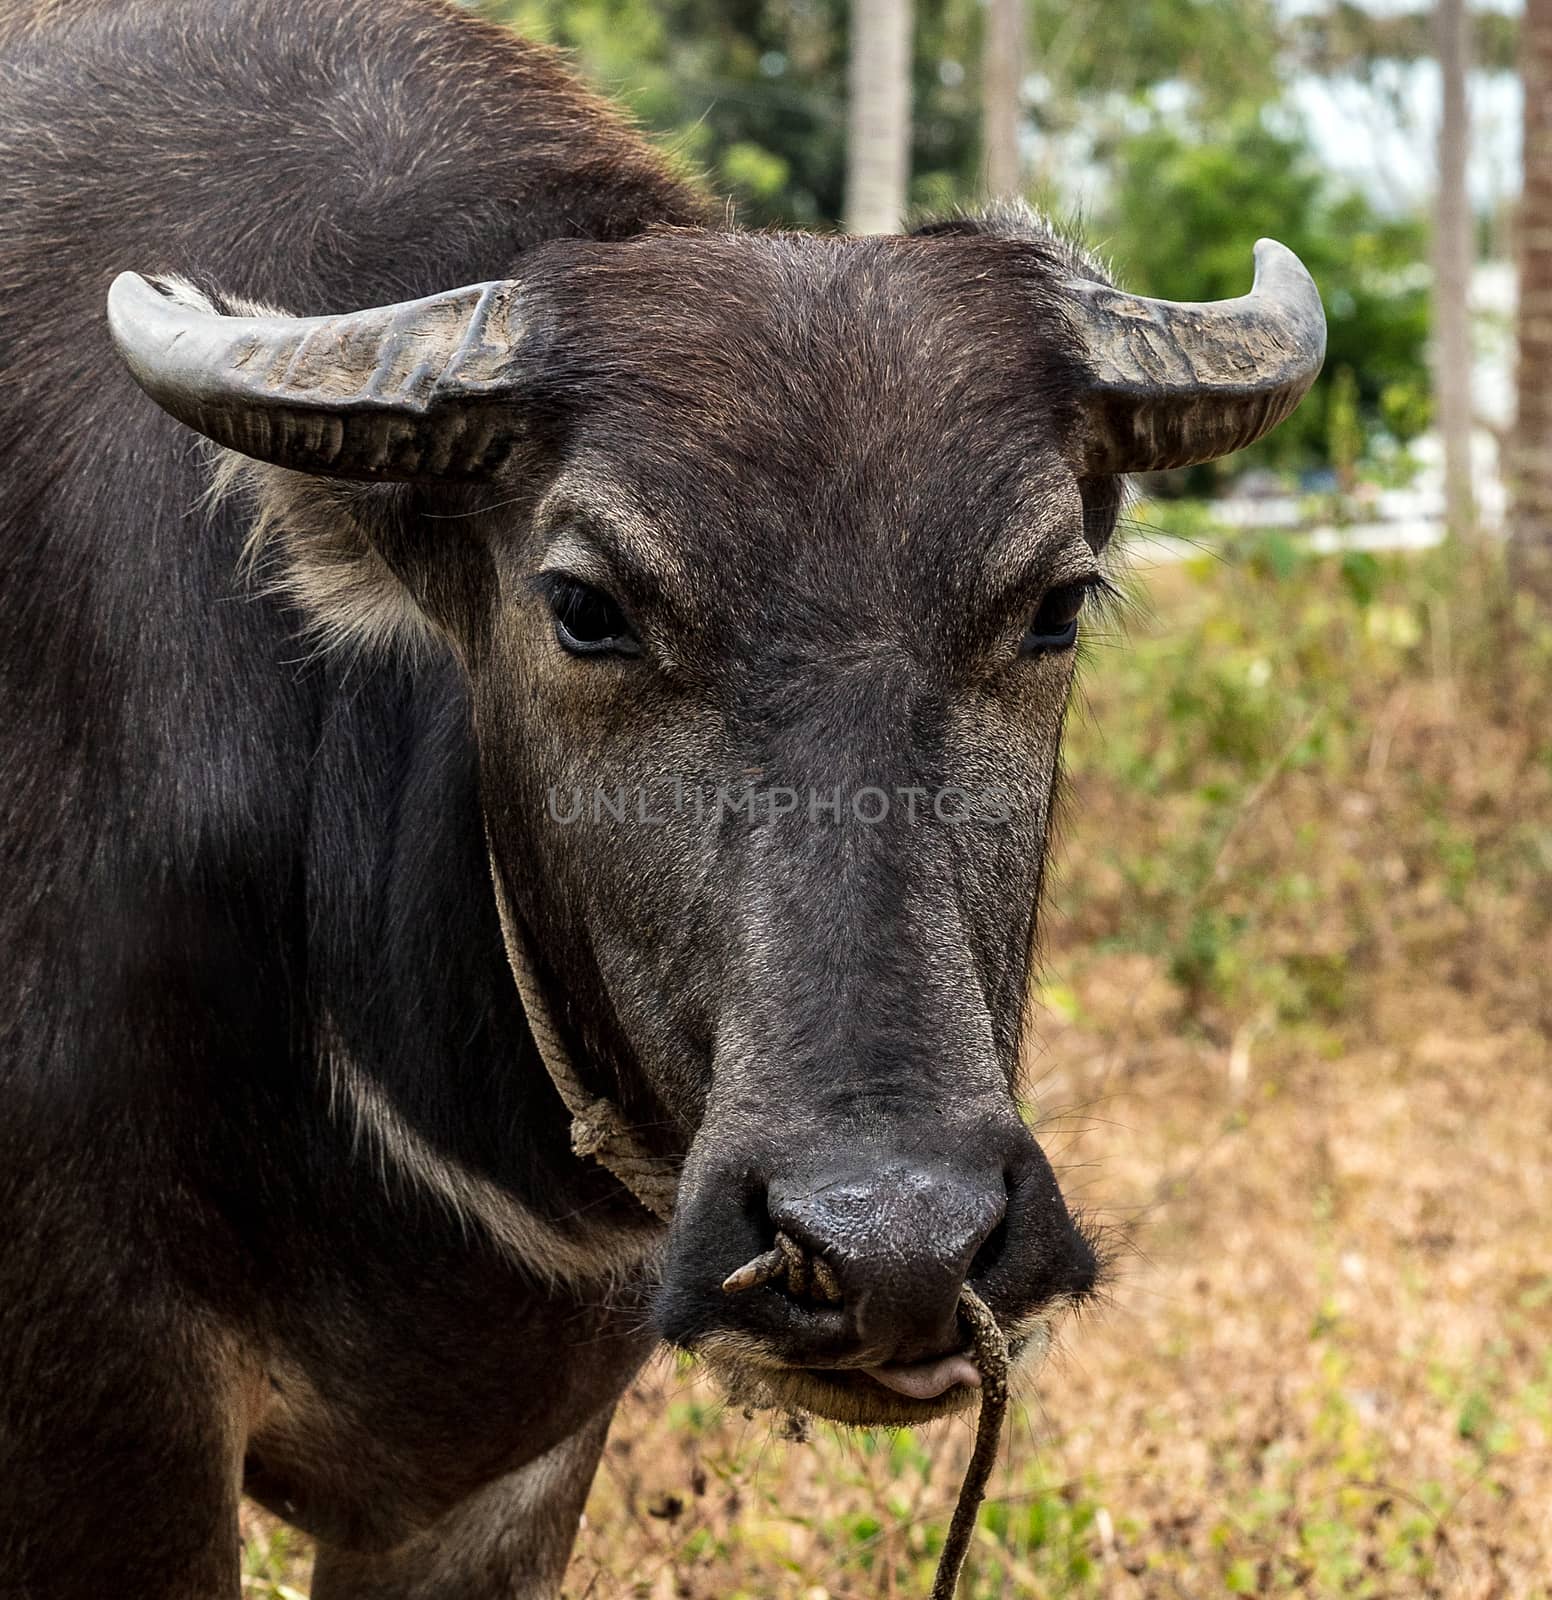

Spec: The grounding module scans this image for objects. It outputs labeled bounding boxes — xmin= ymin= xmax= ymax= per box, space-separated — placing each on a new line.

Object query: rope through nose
xmin=724 ymin=1241 xmax=1009 ymax=1600
xmin=721 ymin=1230 xmax=843 ymax=1302
xmin=929 ymin=1285 xmax=1009 ymax=1600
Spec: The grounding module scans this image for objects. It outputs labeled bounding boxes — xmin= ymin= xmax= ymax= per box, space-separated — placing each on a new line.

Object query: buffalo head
xmin=107 ymin=208 xmax=1323 ymax=1423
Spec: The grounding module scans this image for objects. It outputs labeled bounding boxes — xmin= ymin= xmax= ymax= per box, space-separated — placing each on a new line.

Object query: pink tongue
xmin=864 ymin=1354 xmax=982 ymax=1401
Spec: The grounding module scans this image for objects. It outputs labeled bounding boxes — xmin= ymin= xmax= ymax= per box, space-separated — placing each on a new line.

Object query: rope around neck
xmin=486 ymin=843 xmax=1008 ymax=1597
xmin=487 ymin=844 xmax=677 ymax=1223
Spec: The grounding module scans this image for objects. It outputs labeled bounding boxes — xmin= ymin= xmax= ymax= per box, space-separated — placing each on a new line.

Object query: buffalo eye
xmin=544 ymin=576 xmax=641 ymax=658
xmin=1020 ymin=580 xmax=1090 ymax=656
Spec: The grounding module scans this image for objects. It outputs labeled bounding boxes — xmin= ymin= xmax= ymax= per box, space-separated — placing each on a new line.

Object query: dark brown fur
xmin=1 ymin=2 xmax=703 ymax=1592
xmin=1 ymin=3 xmax=1112 ymax=1595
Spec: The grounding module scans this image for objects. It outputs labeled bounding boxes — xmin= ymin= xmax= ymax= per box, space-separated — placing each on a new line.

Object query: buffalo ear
xmin=212 ymin=451 xmax=441 ymax=657
xmin=108 ymin=272 xmax=546 ymax=655
xmin=107 ymin=270 xmax=533 ymax=481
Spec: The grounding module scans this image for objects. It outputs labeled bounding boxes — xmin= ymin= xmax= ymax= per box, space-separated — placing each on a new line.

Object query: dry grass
xmin=244 ymin=541 xmax=1552 ymax=1599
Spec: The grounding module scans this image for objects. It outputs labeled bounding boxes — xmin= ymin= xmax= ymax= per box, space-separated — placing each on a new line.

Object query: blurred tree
xmin=478 ymin=0 xmax=1287 ymax=226
xmin=847 ymin=0 xmax=913 ymax=230
xmin=981 ymin=0 xmax=1025 ymax=197
xmin=1293 ymin=2 xmax=1516 ymax=75
xmin=1100 ymin=112 xmax=1431 ymax=483
xmin=1512 ymin=0 xmax=1552 ymax=600
xmin=1025 ymin=0 xmax=1282 ymax=127
xmin=1432 ymin=0 xmax=1475 ymax=538
xmin=483 ymin=0 xmax=845 ymax=223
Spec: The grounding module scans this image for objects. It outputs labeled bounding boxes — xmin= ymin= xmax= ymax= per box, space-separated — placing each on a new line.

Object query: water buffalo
xmin=0 ymin=0 xmax=1324 ymax=1594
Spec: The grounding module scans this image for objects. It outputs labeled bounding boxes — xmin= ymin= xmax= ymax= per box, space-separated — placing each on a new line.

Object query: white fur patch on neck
xmin=321 ymin=1024 xmax=662 ymax=1288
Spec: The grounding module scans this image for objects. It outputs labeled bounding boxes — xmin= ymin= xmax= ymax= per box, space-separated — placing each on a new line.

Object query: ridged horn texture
xmin=106 ymin=272 xmax=526 ymax=480
xmin=1068 ymin=239 xmax=1327 ymax=476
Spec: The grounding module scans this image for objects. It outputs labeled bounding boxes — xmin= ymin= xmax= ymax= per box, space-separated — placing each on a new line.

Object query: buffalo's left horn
xmin=106 ymin=272 xmax=528 ymax=480
xmin=1069 ymin=239 xmax=1326 ymax=475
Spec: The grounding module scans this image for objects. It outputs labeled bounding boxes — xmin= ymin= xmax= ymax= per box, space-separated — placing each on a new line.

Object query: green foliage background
xmin=478 ymin=0 xmax=1441 ymax=479
xmin=1101 ymin=115 xmax=1430 ymax=482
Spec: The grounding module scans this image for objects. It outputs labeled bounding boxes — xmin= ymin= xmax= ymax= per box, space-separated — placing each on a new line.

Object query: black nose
xmin=655 ymin=1123 xmax=1099 ymax=1375
xmin=765 ymin=1156 xmax=1007 ymax=1364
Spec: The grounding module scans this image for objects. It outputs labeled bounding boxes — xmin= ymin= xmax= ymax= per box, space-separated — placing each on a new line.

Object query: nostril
xmin=723 ymin=1227 xmax=845 ymax=1306
xmin=966 ymin=1169 xmax=1016 ymax=1284
xmin=741 ymin=1179 xmax=774 ymax=1239
xmin=724 ymin=1184 xmax=845 ymax=1307
xmin=969 ymin=1212 xmax=1009 ymax=1283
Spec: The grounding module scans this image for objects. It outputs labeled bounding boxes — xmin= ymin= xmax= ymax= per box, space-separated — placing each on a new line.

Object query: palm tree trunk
xmin=1433 ymin=0 xmax=1475 ymax=540
xmin=982 ymin=0 xmax=1025 ymax=198
xmin=1512 ymin=0 xmax=1552 ymax=598
xmin=845 ymin=0 xmax=913 ymax=233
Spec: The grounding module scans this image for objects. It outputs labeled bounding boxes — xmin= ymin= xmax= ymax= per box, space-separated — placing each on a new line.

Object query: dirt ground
xmin=243 ymin=548 xmax=1552 ymax=1599
xmin=540 ymin=987 xmax=1551 ymax=1600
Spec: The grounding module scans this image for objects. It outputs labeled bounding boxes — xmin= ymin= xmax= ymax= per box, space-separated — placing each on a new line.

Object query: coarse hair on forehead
xmin=517 ymin=210 xmax=1103 ymax=417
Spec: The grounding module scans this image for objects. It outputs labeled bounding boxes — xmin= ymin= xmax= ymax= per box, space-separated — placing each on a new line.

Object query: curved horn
xmin=106 ymin=272 xmax=527 ymax=480
xmin=1069 ymin=239 xmax=1326 ymax=475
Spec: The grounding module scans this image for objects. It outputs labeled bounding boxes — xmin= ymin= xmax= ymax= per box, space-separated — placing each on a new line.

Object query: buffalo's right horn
xmin=106 ymin=272 xmax=529 ymax=480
